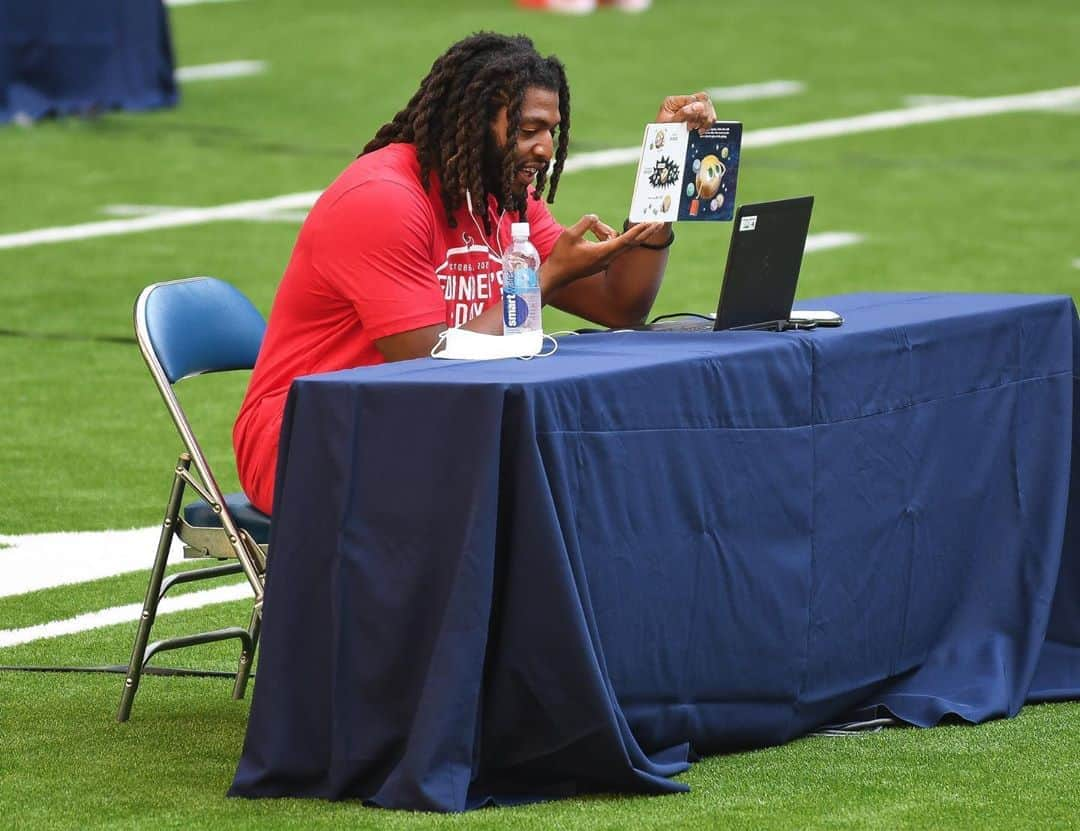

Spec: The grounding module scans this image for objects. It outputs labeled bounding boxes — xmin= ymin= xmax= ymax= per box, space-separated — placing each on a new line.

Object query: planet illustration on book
xmin=696 ymin=154 xmax=725 ymax=200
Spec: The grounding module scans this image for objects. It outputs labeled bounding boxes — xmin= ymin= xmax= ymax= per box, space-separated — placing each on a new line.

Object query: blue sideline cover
xmin=0 ymin=0 xmax=177 ymax=124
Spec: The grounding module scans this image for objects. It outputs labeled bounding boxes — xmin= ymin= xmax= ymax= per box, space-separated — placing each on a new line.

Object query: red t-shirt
xmin=234 ymin=143 xmax=564 ymax=514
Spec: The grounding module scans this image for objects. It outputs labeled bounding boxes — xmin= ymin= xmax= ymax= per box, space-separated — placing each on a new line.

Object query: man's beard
xmin=481 ymin=135 xmax=519 ymax=209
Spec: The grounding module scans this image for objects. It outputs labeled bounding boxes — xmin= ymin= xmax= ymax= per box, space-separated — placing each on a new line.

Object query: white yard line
xmin=904 ymin=92 xmax=1080 ymax=113
xmin=1 ymin=84 xmax=1077 ymax=252
xmin=1072 ymin=258 xmax=1080 ymax=269
xmin=0 ymin=583 xmax=251 ymax=648
xmin=565 ymin=85 xmax=1080 ymax=173
xmin=903 ymin=94 xmax=969 ymax=108
xmin=102 ymin=204 xmax=309 ymax=223
xmin=175 ymin=60 xmax=267 ymax=83
xmin=0 ymin=527 xmax=174 ymax=599
xmin=706 ymin=80 xmax=806 ymax=101
xmin=712 ymin=84 xmax=1080 ymax=148
xmin=0 ymin=191 xmax=321 ymax=250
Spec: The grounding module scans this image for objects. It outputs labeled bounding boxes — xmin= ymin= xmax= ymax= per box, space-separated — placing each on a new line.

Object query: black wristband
xmin=623 ymin=218 xmax=675 ymax=250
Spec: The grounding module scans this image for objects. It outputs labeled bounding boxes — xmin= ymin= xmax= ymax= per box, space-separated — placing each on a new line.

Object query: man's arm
xmin=543 ymin=222 xmax=673 ymax=327
xmin=374 ymin=215 xmax=662 ymax=360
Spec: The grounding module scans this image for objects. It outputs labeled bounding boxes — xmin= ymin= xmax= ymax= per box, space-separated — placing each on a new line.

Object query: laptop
xmin=642 ymin=195 xmax=815 ymax=332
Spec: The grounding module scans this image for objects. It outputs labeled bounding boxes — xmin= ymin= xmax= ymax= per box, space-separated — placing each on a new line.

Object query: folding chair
xmin=118 ymin=277 xmax=270 ymax=722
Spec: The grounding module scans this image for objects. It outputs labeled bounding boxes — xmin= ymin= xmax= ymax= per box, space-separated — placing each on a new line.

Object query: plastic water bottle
xmin=502 ymin=222 xmax=542 ymax=336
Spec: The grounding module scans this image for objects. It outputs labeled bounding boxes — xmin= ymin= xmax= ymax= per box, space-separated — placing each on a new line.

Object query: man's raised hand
xmin=540 ymin=214 xmax=665 ymax=290
xmin=656 ymin=91 xmax=717 ymax=132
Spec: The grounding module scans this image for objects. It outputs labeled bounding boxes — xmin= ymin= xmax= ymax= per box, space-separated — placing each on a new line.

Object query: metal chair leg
xmin=117 ymin=455 xmax=189 ymax=723
xmin=232 ymin=607 xmax=261 ymax=700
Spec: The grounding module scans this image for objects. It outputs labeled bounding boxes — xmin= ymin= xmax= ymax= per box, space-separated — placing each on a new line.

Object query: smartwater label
xmin=503 ymin=267 xmax=538 ymax=329
xmin=504 ymin=293 xmax=531 ymax=327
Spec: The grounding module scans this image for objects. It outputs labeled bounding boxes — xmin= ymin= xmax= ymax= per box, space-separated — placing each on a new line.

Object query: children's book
xmin=628 ymin=121 xmax=742 ymax=223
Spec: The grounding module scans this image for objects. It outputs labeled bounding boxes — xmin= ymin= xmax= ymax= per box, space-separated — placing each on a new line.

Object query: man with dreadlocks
xmin=234 ymin=32 xmax=716 ymax=514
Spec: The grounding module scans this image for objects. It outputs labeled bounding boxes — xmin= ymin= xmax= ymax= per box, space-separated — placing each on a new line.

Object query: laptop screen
xmin=714 ymin=196 xmax=814 ymax=330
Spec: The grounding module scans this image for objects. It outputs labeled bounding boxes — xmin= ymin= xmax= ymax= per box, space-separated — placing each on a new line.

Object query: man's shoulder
xmin=321 ymin=144 xmax=429 ymax=212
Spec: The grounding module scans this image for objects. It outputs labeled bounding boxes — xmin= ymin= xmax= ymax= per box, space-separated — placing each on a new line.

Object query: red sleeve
xmin=311 ymin=180 xmax=446 ymax=340
xmin=524 ymin=194 xmax=565 ymax=263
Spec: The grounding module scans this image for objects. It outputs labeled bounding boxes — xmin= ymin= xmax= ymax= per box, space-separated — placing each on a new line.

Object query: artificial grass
xmin=2 ymin=668 xmax=1079 ymax=830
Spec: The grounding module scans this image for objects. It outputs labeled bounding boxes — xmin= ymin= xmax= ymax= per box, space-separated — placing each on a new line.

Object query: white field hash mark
xmin=706 ymin=80 xmax=806 ymax=101
xmin=1 ymin=84 xmax=1078 ymax=252
xmin=175 ymin=60 xmax=267 ymax=83
xmin=102 ymin=204 xmax=310 ymax=223
xmin=804 ymin=232 xmax=863 ymax=253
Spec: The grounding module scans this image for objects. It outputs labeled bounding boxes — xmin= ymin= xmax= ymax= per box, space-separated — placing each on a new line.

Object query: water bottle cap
xmin=510 ymin=222 xmax=530 ymax=239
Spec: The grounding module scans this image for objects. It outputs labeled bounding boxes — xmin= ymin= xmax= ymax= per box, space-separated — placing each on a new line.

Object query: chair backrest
xmin=136 ymin=276 xmax=266 ymax=384
xmin=134 ymin=276 xmax=268 ymax=602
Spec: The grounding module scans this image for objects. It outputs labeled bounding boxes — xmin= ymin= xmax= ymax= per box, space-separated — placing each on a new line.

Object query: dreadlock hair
xmin=361 ymin=32 xmax=571 ymax=234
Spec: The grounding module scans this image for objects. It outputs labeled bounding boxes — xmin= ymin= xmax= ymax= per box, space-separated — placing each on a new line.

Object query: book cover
xmin=628 ymin=121 xmax=742 ymax=223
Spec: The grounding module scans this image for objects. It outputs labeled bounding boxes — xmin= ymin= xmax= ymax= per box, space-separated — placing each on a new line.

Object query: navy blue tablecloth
xmin=0 ymin=0 xmax=176 ymax=124
xmin=231 ymin=292 xmax=1080 ymax=811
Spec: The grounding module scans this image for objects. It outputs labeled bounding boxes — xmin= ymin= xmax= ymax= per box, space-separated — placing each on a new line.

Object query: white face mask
xmin=431 ymin=328 xmax=557 ymax=361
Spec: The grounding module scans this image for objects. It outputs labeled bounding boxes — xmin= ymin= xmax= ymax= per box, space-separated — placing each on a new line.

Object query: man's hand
xmin=540 ymin=214 xmax=664 ymax=291
xmin=376 ymin=216 xmax=665 ymax=361
xmin=656 ymin=91 xmax=717 ymax=132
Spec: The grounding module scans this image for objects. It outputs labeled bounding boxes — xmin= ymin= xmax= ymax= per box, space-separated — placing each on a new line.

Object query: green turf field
xmin=1 ymin=0 xmax=1078 ymax=827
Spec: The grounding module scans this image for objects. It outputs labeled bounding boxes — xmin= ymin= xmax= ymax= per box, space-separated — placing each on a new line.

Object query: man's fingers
xmin=636 ymin=223 xmax=670 ymax=245
xmin=567 ymin=213 xmax=601 ymax=239
xmin=565 ymin=217 xmax=663 ymax=255
xmin=591 ymin=219 xmax=618 ymax=241
xmin=682 ymin=102 xmax=709 ymax=125
xmin=569 ymin=214 xmax=619 ymax=242
xmin=664 ymin=94 xmax=695 ymax=110
xmin=589 ymin=222 xmax=664 ymax=260
xmin=658 ymin=91 xmax=716 ymax=130
xmin=623 ymin=222 xmax=665 ymax=244
xmin=690 ymin=95 xmax=717 ymax=128
xmin=697 ymin=91 xmax=718 ymax=122
xmin=680 ymin=102 xmax=713 ymax=129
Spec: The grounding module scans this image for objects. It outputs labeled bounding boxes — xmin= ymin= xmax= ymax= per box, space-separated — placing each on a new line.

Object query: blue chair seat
xmin=183 ymin=492 xmax=271 ymax=546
